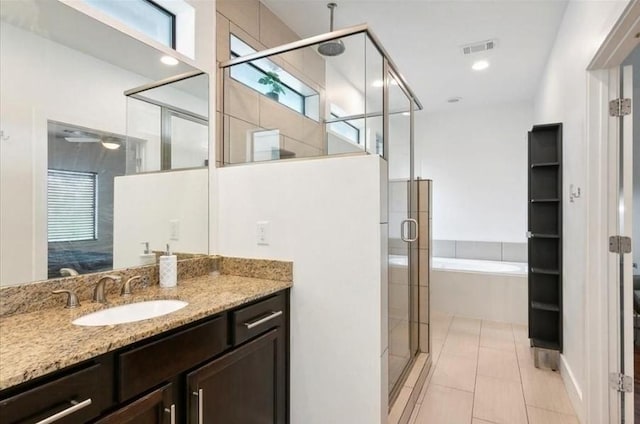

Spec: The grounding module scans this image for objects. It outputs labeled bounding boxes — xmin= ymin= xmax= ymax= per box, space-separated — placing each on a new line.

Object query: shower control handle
xmin=401 ymin=219 xmax=418 ymax=243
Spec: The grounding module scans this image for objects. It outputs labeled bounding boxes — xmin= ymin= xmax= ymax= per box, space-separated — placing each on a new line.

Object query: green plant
xmin=258 ymin=71 xmax=286 ymax=96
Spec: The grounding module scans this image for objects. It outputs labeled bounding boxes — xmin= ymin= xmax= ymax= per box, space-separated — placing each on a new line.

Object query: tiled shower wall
xmin=216 ymin=0 xmax=327 ymax=164
xmin=433 ymin=240 xmax=527 ymax=263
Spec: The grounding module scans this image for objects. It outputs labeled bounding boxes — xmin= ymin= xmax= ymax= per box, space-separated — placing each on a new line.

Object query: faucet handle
xmin=94 ymin=275 xmax=122 ymax=303
xmin=121 ymin=276 xmax=142 ymax=296
xmin=52 ymin=290 xmax=81 ymax=308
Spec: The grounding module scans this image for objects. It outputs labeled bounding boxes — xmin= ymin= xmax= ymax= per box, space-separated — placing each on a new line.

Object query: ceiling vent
xmin=461 ymin=39 xmax=497 ymax=55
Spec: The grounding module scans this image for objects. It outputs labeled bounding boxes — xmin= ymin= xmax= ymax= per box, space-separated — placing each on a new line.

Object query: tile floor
xmin=408 ymin=312 xmax=579 ymax=424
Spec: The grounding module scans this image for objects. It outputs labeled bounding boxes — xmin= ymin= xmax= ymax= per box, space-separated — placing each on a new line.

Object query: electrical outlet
xmin=170 ymin=220 xmax=180 ymax=241
xmin=257 ymin=221 xmax=269 ymax=245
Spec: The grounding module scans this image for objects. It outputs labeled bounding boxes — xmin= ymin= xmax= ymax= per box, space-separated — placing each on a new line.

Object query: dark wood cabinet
xmin=0 ymin=289 xmax=290 ymax=424
xmin=95 ymin=383 xmax=174 ymax=424
xmin=187 ymin=328 xmax=286 ymax=424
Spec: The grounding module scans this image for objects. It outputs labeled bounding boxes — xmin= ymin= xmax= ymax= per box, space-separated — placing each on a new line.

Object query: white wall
xmin=415 ymin=101 xmax=533 ymax=243
xmin=532 ymin=1 xmax=629 ymax=421
xmin=112 ymin=169 xmax=208 ymax=268
xmin=217 ymin=155 xmax=388 ymax=424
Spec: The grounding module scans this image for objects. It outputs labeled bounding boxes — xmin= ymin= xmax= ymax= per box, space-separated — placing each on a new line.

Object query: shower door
xmin=387 ymin=68 xmax=419 ymax=401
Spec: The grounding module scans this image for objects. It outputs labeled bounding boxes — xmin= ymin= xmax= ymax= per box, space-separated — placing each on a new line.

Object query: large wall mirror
xmin=0 ymin=0 xmax=210 ymax=286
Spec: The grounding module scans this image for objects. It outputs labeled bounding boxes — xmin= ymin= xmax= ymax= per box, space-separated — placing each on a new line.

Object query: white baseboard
xmin=560 ymin=354 xmax=585 ymax=424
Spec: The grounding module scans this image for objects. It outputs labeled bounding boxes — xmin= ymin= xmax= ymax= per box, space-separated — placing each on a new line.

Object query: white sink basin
xmin=72 ymin=300 xmax=188 ymax=326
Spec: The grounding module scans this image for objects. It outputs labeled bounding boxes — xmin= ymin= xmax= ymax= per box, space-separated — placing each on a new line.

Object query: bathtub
xmin=388 ymin=255 xmax=528 ymax=324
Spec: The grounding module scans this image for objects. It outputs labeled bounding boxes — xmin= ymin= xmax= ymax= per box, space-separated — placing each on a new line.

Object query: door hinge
xmin=609 ymin=372 xmax=633 ymax=392
xmin=609 ymin=236 xmax=632 ymax=254
xmin=609 ymin=98 xmax=632 ymax=117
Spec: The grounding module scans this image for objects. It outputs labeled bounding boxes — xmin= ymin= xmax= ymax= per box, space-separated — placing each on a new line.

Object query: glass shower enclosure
xmin=218 ymin=24 xmax=424 ymax=404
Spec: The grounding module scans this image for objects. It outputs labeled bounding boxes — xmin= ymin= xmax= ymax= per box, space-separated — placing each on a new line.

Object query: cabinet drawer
xmin=118 ymin=315 xmax=228 ymax=402
xmin=0 ymin=362 xmax=111 ymax=424
xmin=233 ymin=293 xmax=286 ymax=346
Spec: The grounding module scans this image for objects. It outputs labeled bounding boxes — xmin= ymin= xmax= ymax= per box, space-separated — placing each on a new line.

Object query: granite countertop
xmin=0 ymin=273 xmax=292 ymax=391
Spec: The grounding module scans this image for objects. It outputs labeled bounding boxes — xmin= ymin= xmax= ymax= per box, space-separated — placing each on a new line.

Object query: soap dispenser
xmin=140 ymin=242 xmax=156 ymax=266
xmin=159 ymin=243 xmax=177 ymax=288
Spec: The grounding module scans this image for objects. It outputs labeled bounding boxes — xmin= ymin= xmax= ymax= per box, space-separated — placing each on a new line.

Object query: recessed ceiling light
xmin=161 ymin=55 xmax=179 ymax=66
xmin=447 ymin=97 xmax=462 ymax=103
xmin=472 ymin=60 xmax=490 ymax=71
xmin=101 ymin=139 xmax=122 ymax=150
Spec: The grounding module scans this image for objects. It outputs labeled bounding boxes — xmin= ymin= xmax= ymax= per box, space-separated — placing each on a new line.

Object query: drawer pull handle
xmin=35 ymin=398 xmax=92 ymax=424
xmin=192 ymin=389 xmax=203 ymax=424
xmin=244 ymin=310 xmax=283 ymax=329
xmin=164 ymin=404 xmax=176 ymax=424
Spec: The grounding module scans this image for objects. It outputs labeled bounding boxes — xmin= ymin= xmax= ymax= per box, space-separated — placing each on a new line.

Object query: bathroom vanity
xmin=0 ymin=273 xmax=290 ymax=424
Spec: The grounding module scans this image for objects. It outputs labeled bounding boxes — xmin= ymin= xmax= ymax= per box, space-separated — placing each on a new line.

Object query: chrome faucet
xmin=93 ymin=275 xmax=121 ymax=304
xmin=120 ymin=275 xmax=143 ymax=296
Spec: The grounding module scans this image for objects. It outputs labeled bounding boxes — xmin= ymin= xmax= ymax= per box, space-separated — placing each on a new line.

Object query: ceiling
xmin=262 ymin=0 xmax=568 ymax=114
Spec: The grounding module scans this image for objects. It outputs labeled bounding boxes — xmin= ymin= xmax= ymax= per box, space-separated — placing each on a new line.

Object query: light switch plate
xmin=170 ymin=220 xmax=180 ymax=241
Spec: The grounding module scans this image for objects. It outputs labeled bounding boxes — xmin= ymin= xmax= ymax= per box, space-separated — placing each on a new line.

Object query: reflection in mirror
xmin=0 ymin=0 xmax=209 ymax=286
xmin=126 ymin=73 xmax=209 ymax=173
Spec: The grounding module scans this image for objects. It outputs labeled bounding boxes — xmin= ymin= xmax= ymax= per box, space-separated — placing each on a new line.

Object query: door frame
xmin=586 ymin=2 xmax=640 ymax=423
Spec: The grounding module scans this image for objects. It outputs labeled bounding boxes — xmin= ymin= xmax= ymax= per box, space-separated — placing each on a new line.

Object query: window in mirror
xmin=229 ymin=34 xmax=320 ymax=121
xmin=84 ymin=0 xmax=175 ymax=48
xmin=328 ymin=112 xmax=360 ymax=145
xmin=47 ymin=169 xmax=97 ymax=243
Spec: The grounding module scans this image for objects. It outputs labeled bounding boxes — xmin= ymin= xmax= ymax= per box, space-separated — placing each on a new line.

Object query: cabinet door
xmin=187 ymin=329 xmax=286 ymax=424
xmin=95 ymin=383 xmax=174 ymax=424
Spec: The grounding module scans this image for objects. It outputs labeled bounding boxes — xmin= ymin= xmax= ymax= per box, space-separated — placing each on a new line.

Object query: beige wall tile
xmin=283 ymin=136 xmax=322 ymax=159
xmin=224 ymin=78 xmax=260 ymax=124
xmin=216 ymin=12 xmax=230 ymax=64
xmin=217 ymin=0 xmax=260 ymax=40
xmin=281 ymin=50 xmax=305 ymax=75
xmin=229 ymin=22 xmax=266 ymax=51
xmin=226 ymin=115 xmax=264 ymax=164
xmin=430 ymin=354 xmax=477 ymax=392
xmin=477 ymin=347 xmax=520 ymax=382
xmin=415 ymin=384 xmax=473 ymax=424
xmin=216 ymin=112 xmax=224 ymax=166
xmin=259 ymin=3 xmax=298 ymax=48
xmin=473 ymin=375 xmax=527 ymax=424
xmin=520 ymin=367 xmax=576 ymax=415
xmin=300 ymin=118 xmax=325 ymax=151
xmin=418 ymin=211 xmax=429 ymax=249
xmin=472 ymin=419 xmax=496 ymax=424
xmin=216 ymin=61 xmax=223 ymax=113
xmin=419 ymin=323 xmax=429 ymax=353
xmin=260 ymin=96 xmax=304 ymax=139
xmin=527 ymin=406 xmax=579 ymax=424
xmin=419 ymin=285 xmax=429 ymax=324
xmin=303 ymin=47 xmax=326 ymax=88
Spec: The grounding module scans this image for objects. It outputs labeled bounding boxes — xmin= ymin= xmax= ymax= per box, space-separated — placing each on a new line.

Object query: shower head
xmin=318 ymin=3 xmax=345 ymax=57
xmin=318 ymin=39 xmax=345 ymax=56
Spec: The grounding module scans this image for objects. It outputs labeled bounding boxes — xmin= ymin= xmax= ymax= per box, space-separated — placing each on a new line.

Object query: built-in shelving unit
xmin=528 ymin=123 xmax=563 ymax=353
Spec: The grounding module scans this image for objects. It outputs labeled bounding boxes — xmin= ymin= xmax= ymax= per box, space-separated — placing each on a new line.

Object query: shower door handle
xmin=401 ymin=219 xmax=418 ymax=242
